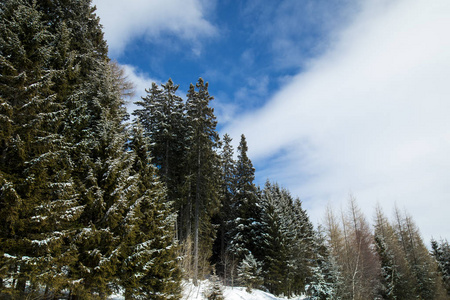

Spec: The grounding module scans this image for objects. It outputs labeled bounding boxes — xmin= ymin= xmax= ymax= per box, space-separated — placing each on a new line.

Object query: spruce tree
xmin=118 ymin=124 xmax=181 ymax=300
xmin=227 ymin=135 xmax=262 ymax=266
xmin=259 ymin=182 xmax=316 ymax=296
xmin=431 ymin=238 xmax=450 ymax=296
xmin=260 ymin=182 xmax=289 ymax=295
xmin=185 ymin=78 xmax=221 ymax=285
xmin=393 ymin=208 xmax=447 ymax=299
xmin=0 ymin=0 xmax=78 ymax=296
xmin=374 ymin=206 xmax=416 ymax=299
xmin=211 ymin=133 xmax=236 ymax=282
xmin=306 ymin=226 xmax=339 ymax=300
xmin=237 ymin=252 xmax=263 ymax=293
xmin=133 ymin=79 xmax=188 ymax=240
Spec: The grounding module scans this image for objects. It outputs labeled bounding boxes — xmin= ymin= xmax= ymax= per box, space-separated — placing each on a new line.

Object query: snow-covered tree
xmin=305 ymin=227 xmax=339 ymax=300
xmin=211 ymin=133 xmax=236 ymax=282
xmin=393 ymin=207 xmax=447 ymax=299
xmin=185 ymin=78 xmax=221 ymax=285
xmin=203 ymin=271 xmax=224 ymax=300
xmin=118 ymin=124 xmax=181 ymax=300
xmin=133 ymin=79 xmax=186 ymax=207
xmin=237 ymin=252 xmax=263 ymax=293
xmin=431 ymin=238 xmax=450 ymax=296
xmin=259 ymin=182 xmax=317 ymax=297
xmin=374 ymin=205 xmax=415 ymax=299
xmin=0 ymin=0 xmax=78 ymax=296
xmin=227 ymin=135 xmax=262 ymax=265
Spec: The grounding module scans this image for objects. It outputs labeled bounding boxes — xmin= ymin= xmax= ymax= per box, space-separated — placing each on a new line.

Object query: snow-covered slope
xmin=107 ymin=280 xmax=307 ymax=299
xmin=182 ymin=280 xmax=307 ymax=300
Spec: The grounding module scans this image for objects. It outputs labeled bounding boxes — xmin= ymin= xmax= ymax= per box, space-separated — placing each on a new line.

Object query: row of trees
xmin=324 ymin=197 xmax=449 ymax=299
xmin=133 ymin=76 xmax=333 ymax=297
xmin=1 ymin=0 xmax=449 ymax=299
xmin=132 ymin=75 xmax=450 ymax=299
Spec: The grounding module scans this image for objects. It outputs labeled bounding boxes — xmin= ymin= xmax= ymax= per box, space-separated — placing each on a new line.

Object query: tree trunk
xmin=193 ymin=148 xmax=201 ymax=286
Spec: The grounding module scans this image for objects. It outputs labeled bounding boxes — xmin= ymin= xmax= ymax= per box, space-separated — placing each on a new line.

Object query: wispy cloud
xmin=241 ymin=0 xmax=360 ymax=69
xmin=224 ymin=0 xmax=450 ymax=241
xmin=93 ymin=0 xmax=217 ymax=56
xmin=120 ymin=64 xmax=159 ymax=116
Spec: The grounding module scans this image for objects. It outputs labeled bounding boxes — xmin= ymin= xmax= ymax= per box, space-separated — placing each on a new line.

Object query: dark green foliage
xmin=0 ymin=0 xmax=181 ymax=298
xmin=2 ymin=1 xmax=449 ymax=299
xmin=227 ymin=135 xmax=262 ymax=263
xmin=118 ymin=124 xmax=181 ymax=300
xmin=374 ymin=208 xmax=416 ymax=300
xmin=259 ymin=182 xmax=317 ymax=297
xmin=133 ymin=79 xmax=186 ymax=206
xmin=135 ymin=79 xmax=189 ymax=243
xmin=211 ymin=133 xmax=236 ymax=282
xmin=432 ymin=239 xmax=450 ymax=296
xmin=0 ymin=0 xmax=77 ymax=296
xmin=185 ymin=78 xmax=221 ymax=284
xmin=237 ymin=252 xmax=263 ymax=293
xmin=394 ymin=210 xmax=447 ymax=300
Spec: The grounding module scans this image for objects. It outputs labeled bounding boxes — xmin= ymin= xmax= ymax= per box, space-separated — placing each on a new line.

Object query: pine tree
xmin=260 ymin=182 xmax=290 ymax=295
xmin=185 ymin=78 xmax=221 ymax=285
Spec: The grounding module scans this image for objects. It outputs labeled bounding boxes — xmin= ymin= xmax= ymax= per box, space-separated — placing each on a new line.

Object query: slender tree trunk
xmin=186 ymin=172 xmax=192 ymax=239
xmin=165 ymin=139 xmax=169 ymax=179
xmin=193 ymin=148 xmax=201 ymax=286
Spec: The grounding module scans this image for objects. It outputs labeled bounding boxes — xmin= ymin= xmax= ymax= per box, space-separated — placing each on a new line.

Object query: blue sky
xmin=93 ymin=0 xmax=450 ymax=243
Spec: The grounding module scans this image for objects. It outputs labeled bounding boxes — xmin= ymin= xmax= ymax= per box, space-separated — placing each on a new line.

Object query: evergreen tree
xmin=0 ymin=0 xmax=78 ymax=296
xmin=185 ymin=78 xmax=221 ymax=285
xmin=237 ymin=252 xmax=263 ymax=293
xmin=0 ymin=0 xmax=180 ymax=298
xmin=260 ymin=182 xmax=290 ymax=295
xmin=118 ymin=124 xmax=181 ymax=300
xmin=135 ymin=79 xmax=188 ymax=242
xmin=393 ymin=208 xmax=447 ymax=299
xmin=203 ymin=271 xmax=225 ymax=300
xmin=306 ymin=226 xmax=339 ymax=300
xmin=259 ymin=182 xmax=316 ymax=297
xmin=374 ymin=206 xmax=416 ymax=299
xmin=211 ymin=133 xmax=236 ymax=282
xmin=227 ymin=135 xmax=262 ymax=266
xmin=133 ymin=80 xmax=186 ymax=208
xmin=431 ymin=238 xmax=450 ymax=296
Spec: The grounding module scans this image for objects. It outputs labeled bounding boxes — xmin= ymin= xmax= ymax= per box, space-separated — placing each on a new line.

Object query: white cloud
xmin=224 ymin=0 xmax=450 ymax=242
xmin=120 ymin=64 xmax=158 ymax=117
xmin=92 ymin=0 xmax=216 ymax=56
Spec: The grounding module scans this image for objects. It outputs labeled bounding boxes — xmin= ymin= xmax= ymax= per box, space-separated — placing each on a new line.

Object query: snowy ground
xmin=107 ymin=280 xmax=307 ymax=300
xmin=182 ymin=280 xmax=307 ymax=300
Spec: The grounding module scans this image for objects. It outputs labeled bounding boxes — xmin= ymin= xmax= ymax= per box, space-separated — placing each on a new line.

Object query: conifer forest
xmin=0 ymin=0 xmax=449 ymax=299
